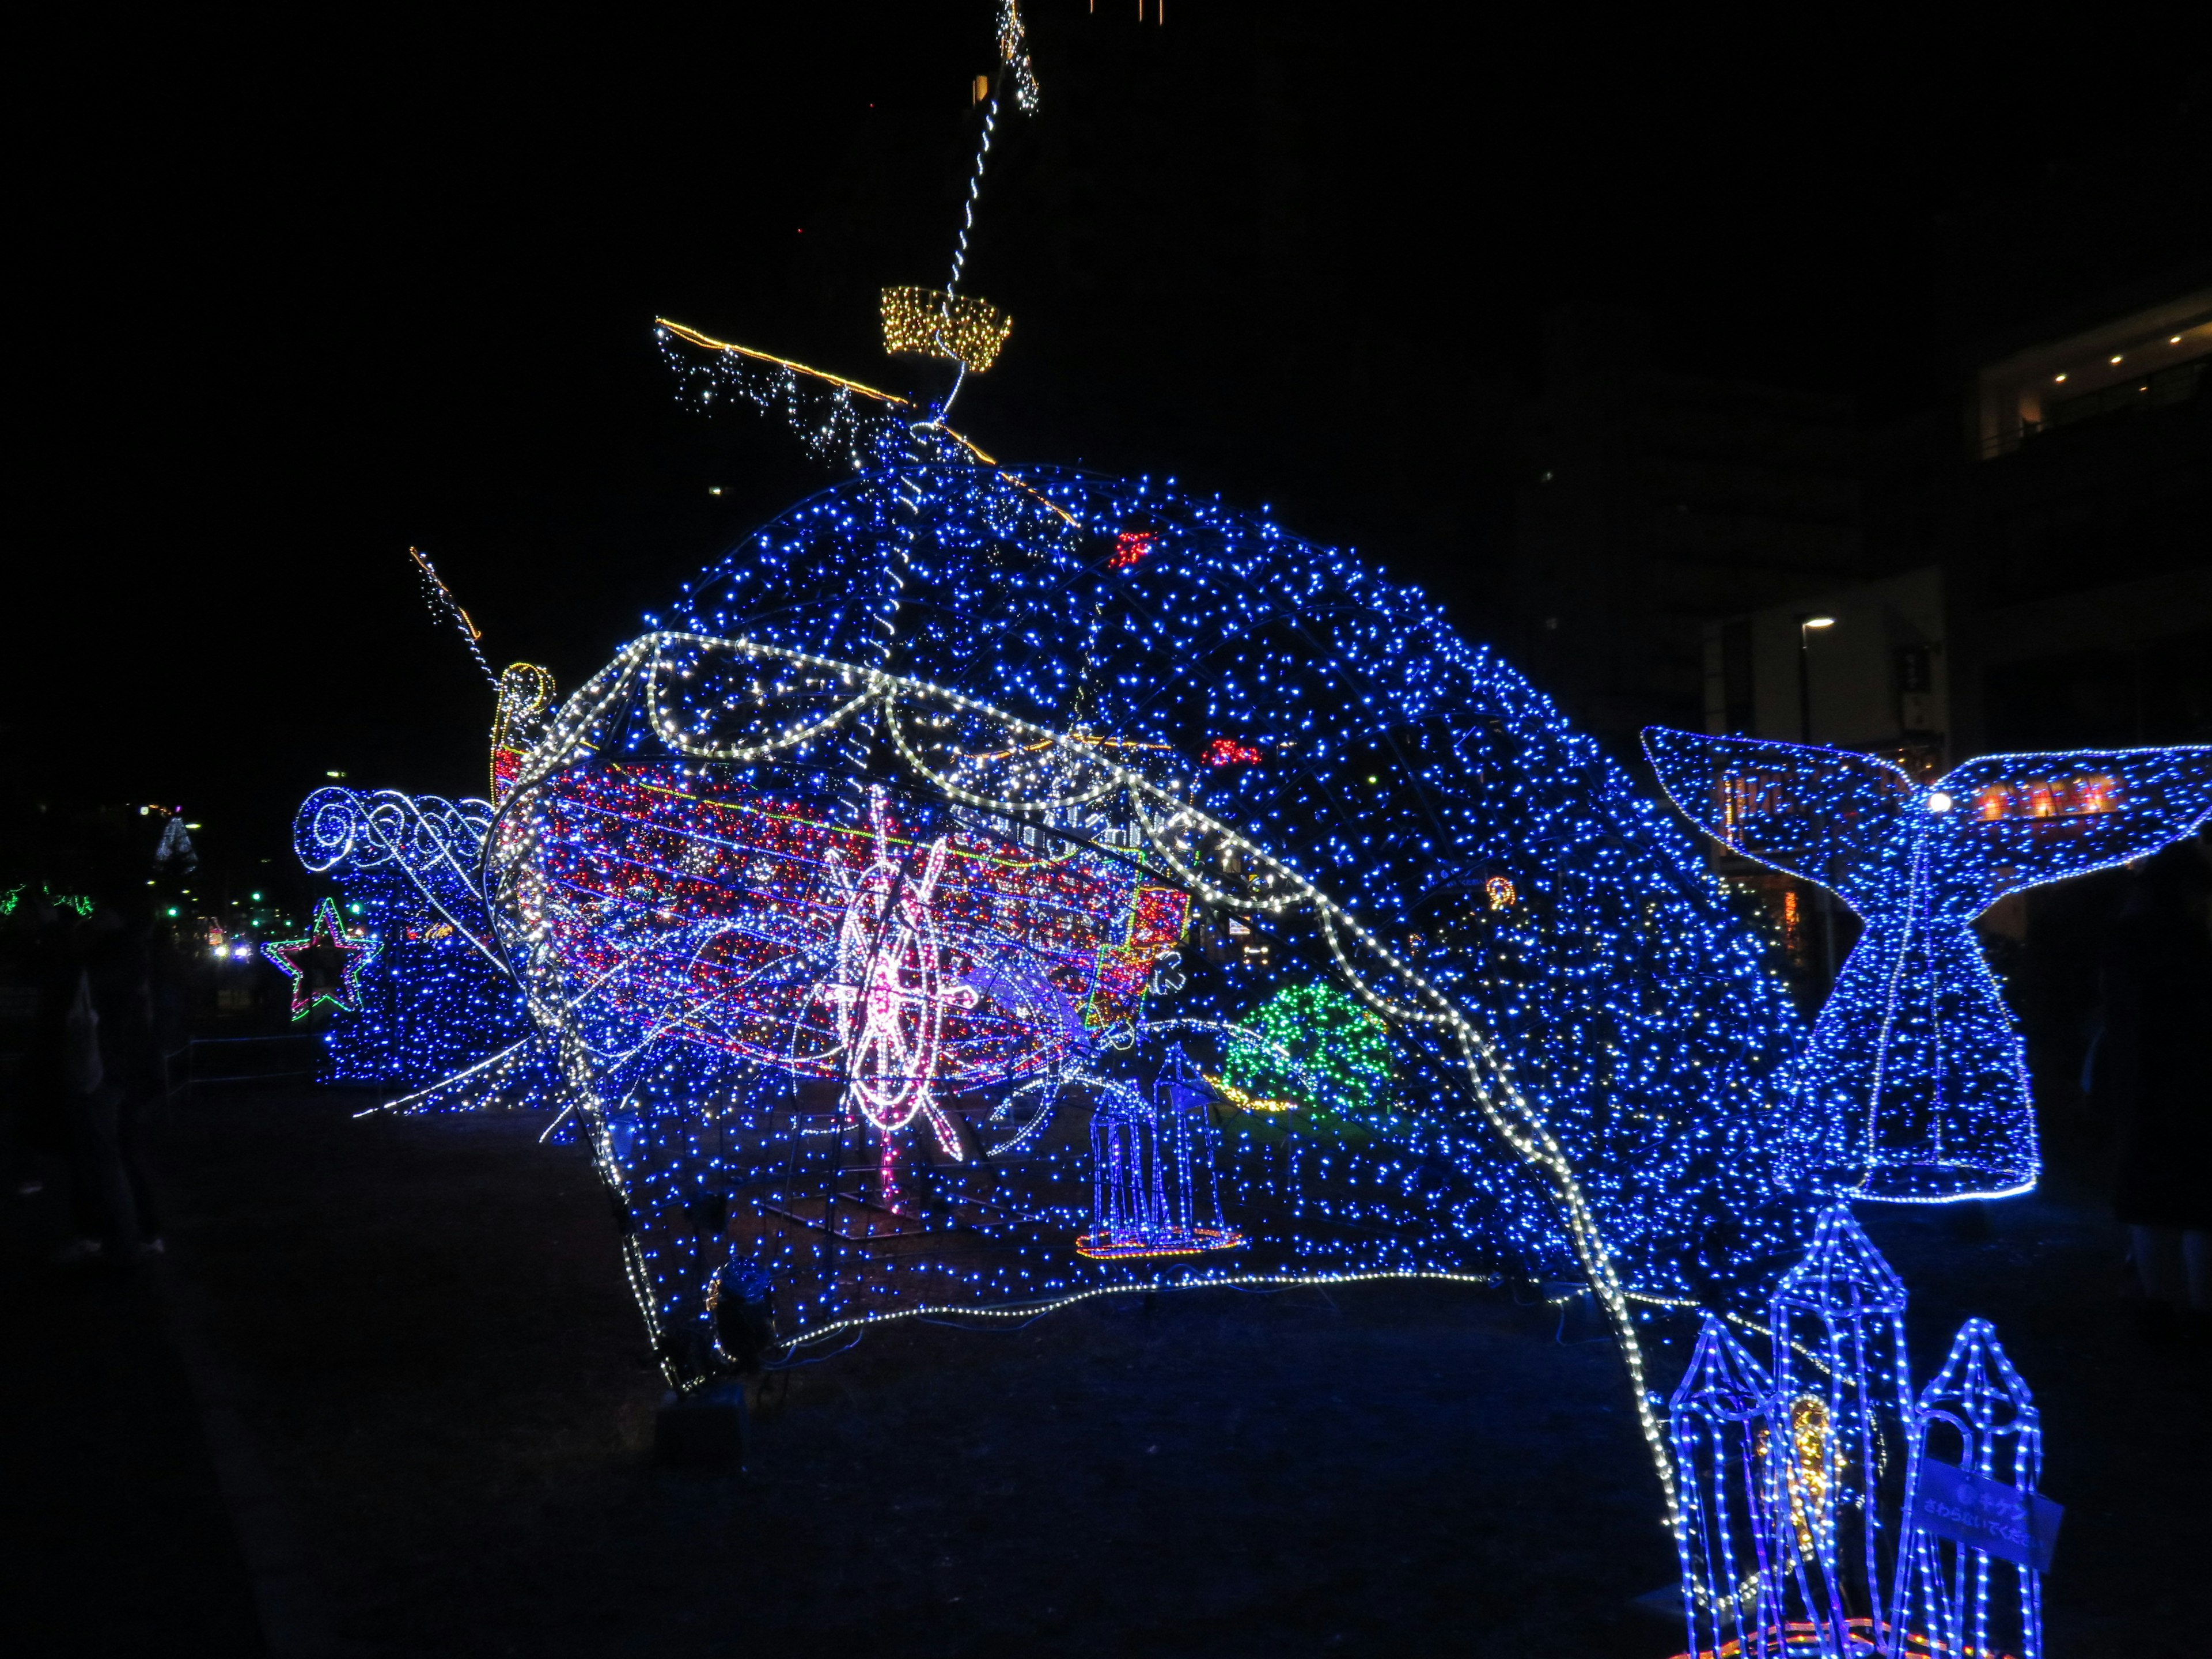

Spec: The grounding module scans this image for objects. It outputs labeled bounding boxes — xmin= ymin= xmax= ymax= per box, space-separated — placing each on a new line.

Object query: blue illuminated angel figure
xmin=1643 ymin=730 xmax=2212 ymax=1202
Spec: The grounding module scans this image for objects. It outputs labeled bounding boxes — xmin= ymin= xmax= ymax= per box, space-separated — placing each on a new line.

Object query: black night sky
xmin=13 ymin=7 xmax=2206 ymax=899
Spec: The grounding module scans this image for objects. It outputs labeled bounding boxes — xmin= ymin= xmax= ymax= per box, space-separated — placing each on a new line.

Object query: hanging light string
xmin=922 ymin=100 xmax=992 ymax=423
xmin=651 ymin=323 xmax=1075 ymax=532
xmin=409 ymin=547 xmax=499 ymax=688
xmin=942 ymin=96 xmax=995 ymax=310
xmin=929 ymin=1 xmax=1038 ymax=422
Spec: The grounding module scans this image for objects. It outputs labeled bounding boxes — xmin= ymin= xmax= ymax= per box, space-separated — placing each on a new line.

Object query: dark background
xmin=13 ymin=5 xmax=2207 ymax=899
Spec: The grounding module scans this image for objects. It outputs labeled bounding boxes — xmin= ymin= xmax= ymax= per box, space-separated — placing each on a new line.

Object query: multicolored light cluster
xmin=313 ymin=456 xmax=1893 ymax=1514
xmin=1223 ymin=979 xmax=1392 ymax=1128
xmin=524 ymin=766 xmax=1186 ymax=1149
xmin=291 ymin=788 xmax=536 ymax=1099
xmin=260 ymin=897 xmax=381 ymax=1022
xmin=294 ymin=441 xmax=2207 ymax=1547
xmin=272 ymin=0 xmax=2178 ymax=1604
xmin=1200 ymin=737 xmax=1263 ymax=768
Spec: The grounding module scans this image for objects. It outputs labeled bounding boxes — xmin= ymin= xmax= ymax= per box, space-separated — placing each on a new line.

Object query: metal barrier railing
xmin=163 ymin=1033 xmax=323 ymax=1096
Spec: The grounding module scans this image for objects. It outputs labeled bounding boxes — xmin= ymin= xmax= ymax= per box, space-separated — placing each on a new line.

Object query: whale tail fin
xmin=1643 ymin=729 xmax=2212 ymax=1203
xmin=1641 ymin=730 xmax=2212 ymax=915
xmin=1639 ymin=729 xmax=1914 ymax=911
xmin=1926 ymin=748 xmax=2212 ymax=910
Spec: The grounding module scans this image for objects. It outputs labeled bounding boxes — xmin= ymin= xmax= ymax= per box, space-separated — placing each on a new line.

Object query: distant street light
xmin=1796 ymin=615 xmax=1836 ymax=744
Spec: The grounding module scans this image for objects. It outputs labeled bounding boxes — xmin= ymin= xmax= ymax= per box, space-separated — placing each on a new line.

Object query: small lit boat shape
xmin=520 ymin=761 xmax=1190 ymax=1160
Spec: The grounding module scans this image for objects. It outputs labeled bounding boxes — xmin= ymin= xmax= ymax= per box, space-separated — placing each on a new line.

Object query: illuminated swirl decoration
xmin=294 ymin=786 xmax=500 ymax=966
xmin=291 ymin=785 xmax=534 ymax=1096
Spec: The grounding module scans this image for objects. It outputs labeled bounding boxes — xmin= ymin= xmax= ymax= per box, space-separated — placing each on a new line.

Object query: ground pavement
xmin=4 ymin=1085 xmax=2203 ymax=1657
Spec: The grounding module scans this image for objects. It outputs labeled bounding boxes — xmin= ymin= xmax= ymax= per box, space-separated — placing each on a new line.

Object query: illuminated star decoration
xmin=1642 ymin=729 xmax=2212 ymax=1203
xmin=261 ymin=897 xmax=381 ymax=1021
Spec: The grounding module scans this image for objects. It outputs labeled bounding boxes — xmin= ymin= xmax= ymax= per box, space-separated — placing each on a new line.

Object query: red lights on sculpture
xmin=532 ymin=766 xmax=1191 ymax=1124
xmin=1109 ymin=529 xmax=1156 ymax=570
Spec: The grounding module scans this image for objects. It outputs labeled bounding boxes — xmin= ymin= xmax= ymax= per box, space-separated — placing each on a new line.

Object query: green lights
xmin=1226 ymin=979 xmax=1394 ymax=1127
xmin=3 ymin=885 xmax=95 ymax=918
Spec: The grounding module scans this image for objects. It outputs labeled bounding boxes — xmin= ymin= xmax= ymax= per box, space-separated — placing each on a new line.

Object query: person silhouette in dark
xmin=2096 ymin=831 xmax=2212 ymax=1339
xmin=51 ymin=892 xmax=162 ymax=1265
xmin=4 ymin=892 xmax=71 ymax=1199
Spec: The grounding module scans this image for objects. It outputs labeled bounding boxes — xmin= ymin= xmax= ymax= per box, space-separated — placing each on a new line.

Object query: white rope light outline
xmin=298 ymin=788 xmax=511 ymax=976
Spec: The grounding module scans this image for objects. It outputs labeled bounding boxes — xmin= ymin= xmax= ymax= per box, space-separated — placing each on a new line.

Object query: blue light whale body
xmin=1643 ymin=729 xmax=2212 ymax=1202
xmin=298 ymin=449 xmax=2206 ymax=1446
xmin=313 ymin=468 xmax=1858 ymax=1378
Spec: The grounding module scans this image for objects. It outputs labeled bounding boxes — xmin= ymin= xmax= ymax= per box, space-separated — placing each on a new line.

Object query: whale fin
xmin=1645 ymin=733 xmax=2211 ymax=1205
xmin=1928 ymin=747 xmax=2212 ymax=910
xmin=1641 ymin=728 xmax=1914 ymax=909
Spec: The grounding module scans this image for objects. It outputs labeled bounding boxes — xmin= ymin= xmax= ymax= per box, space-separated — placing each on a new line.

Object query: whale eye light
xmin=1927 ymin=792 xmax=1952 ymax=813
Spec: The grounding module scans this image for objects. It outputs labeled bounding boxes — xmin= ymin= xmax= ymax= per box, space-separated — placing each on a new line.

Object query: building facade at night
xmin=1512 ymin=286 xmax=2210 ymax=768
xmin=1504 ymin=278 xmax=2210 ymax=1010
xmin=1942 ymin=284 xmax=2210 ymax=759
xmin=1507 ymin=305 xmax=1870 ymax=760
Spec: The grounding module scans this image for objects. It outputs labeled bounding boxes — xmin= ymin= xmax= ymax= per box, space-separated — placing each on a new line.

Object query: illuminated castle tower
xmin=1668 ymin=1315 xmax=1779 ymax=1658
xmin=1077 ymin=1050 xmax=1243 ymax=1259
xmin=1767 ymin=1203 xmax=1916 ymax=1654
xmin=1892 ymin=1319 xmax=2049 ymax=1659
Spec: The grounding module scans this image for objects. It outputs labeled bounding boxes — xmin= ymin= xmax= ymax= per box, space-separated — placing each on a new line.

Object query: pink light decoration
xmin=529 ymin=764 xmax=1190 ymax=1109
xmin=820 ymin=792 xmax=979 ymax=1156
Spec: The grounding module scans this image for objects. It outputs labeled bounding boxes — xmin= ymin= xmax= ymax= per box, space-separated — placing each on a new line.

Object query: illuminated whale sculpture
xmin=271 ymin=2 xmax=2178 ymax=1603
xmin=302 ymin=456 xmax=1867 ymax=1506
xmin=294 ymin=450 xmax=2212 ymax=1528
xmin=1642 ymin=730 xmax=2212 ymax=1202
xmin=293 ymin=337 xmax=2212 ymax=1546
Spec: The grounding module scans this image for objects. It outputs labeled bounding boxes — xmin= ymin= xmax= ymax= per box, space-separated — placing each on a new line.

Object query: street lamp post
xmin=1794 ymin=613 xmax=1839 ymax=988
xmin=1796 ymin=614 xmax=1835 ymax=743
